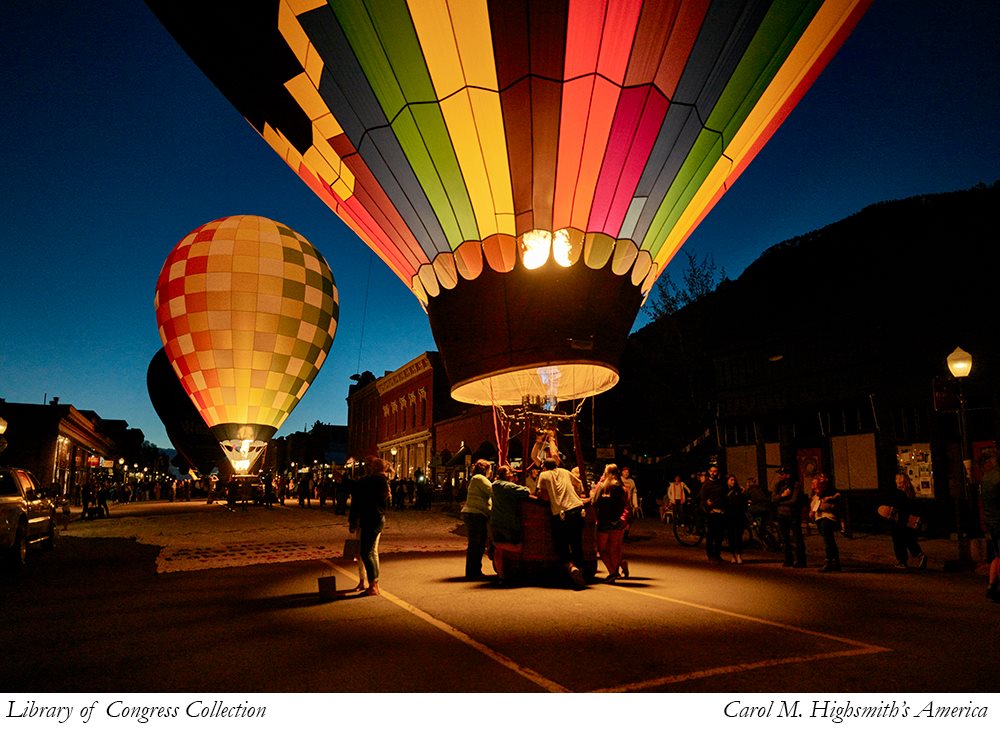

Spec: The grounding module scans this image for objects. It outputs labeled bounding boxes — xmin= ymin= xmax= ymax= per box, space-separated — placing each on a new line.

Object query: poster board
xmin=764 ymin=443 xmax=781 ymax=490
xmin=725 ymin=445 xmax=756 ymax=486
xmin=831 ymin=433 xmax=878 ymax=490
xmin=897 ymin=444 xmax=934 ymax=498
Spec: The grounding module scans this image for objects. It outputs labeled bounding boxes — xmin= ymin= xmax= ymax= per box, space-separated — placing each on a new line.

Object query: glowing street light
xmin=947 ymin=346 xmax=974 ymax=568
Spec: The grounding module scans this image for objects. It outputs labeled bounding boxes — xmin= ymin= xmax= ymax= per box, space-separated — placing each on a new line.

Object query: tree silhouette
xmin=645 ymin=250 xmax=727 ymax=319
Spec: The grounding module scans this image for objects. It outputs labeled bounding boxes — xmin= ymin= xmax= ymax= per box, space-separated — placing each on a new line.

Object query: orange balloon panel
xmin=154 ymin=215 xmax=339 ymax=440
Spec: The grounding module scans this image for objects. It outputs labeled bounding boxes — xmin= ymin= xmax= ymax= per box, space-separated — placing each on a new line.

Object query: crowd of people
xmin=74 ymin=440 xmax=1000 ymax=605
xmin=408 ymin=440 xmax=1000 ymax=595
xmin=660 ymin=463 xmax=941 ymax=575
xmin=454 ymin=429 xmax=647 ymax=589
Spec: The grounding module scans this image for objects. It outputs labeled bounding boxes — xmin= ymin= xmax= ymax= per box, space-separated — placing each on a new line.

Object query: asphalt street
xmin=3 ymin=500 xmax=998 ymax=694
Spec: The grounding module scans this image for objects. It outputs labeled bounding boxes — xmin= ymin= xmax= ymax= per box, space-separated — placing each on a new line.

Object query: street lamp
xmin=947 ymin=346 xmax=973 ymax=379
xmin=947 ymin=346 xmax=973 ymax=568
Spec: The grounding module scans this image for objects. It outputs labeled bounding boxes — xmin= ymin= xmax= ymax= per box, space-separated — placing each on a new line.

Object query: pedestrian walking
xmin=887 ymin=472 xmax=926 ymax=570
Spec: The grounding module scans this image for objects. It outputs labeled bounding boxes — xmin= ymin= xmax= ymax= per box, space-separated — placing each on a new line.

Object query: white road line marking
xmin=319 ymin=560 xmax=570 ymax=693
xmin=596 ymin=586 xmax=890 ymax=692
xmin=619 ymin=586 xmax=889 ymax=650
xmin=318 ymin=560 xmax=890 ymax=693
xmin=595 ymin=646 xmax=889 ymax=693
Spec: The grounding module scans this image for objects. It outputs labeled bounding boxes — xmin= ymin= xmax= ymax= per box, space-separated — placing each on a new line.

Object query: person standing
xmin=772 ymin=467 xmax=807 ymax=567
xmin=700 ymin=465 xmax=728 ymax=563
xmin=665 ymin=474 xmax=690 ymax=522
xmin=461 ymin=460 xmax=493 ymax=580
xmin=530 ymin=429 xmax=559 ymax=467
xmin=333 ymin=473 xmax=348 ymax=514
xmin=810 ymin=471 xmax=842 ymax=571
xmin=889 ymin=472 xmax=927 ymax=570
xmin=980 ymin=454 xmax=1000 ymax=602
xmin=726 ymin=474 xmax=748 ymax=565
xmin=297 ymin=473 xmax=312 ymax=507
xmin=592 ymin=464 xmax=628 ymax=582
xmin=618 ymin=466 xmax=638 ymax=576
xmin=318 ymin=475 xmax=329 ymax=507
xmin=745 ymin=476 xmax=770 ymax=527
xmin=490 ymin=465 xmax=532 ymax=545
xmin=622 ymin=466 xmax=640 ymax=520
xmin=349 ymin=457 xmax=392 ymax=596
xmin=536 ymin=457 xmax=588 ymax=589
xmin=262 ymin=473 xmax=274 ymax=509
xmin=525 ymin=464 xmax=540 ymax=495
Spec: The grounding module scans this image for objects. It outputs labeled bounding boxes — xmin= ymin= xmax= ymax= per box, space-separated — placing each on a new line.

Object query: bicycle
xmin=672 ymin=501 xmax=705 ymax=547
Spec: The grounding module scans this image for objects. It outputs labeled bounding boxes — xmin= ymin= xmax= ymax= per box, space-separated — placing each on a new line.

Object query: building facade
xmin=376 ymin=353 xmax=437 ymax=479
xmin=346 ymin=352 xmax=497 ymax=483
xmin=0 ymin=399 xmax=157 ymax=503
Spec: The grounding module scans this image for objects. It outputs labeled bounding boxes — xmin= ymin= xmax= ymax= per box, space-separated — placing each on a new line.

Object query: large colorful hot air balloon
xmin=154 ymin=215 xmax=339 ymax=473
xmin=148 ymin=0 xmax=868 ymax=406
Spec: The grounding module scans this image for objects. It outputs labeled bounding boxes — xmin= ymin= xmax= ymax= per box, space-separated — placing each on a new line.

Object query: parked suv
xmin=0 ymin=467 xmax=57 ymax=569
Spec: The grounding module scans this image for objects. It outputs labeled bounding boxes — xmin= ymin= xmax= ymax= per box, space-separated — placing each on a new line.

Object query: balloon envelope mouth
xmin=212 ymin=423 xmax=275 ymax=474
xmin=450 ymin=362 xmax=619 ymax=406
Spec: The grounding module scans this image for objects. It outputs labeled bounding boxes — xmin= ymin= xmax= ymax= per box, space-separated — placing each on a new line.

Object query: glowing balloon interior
xmin=154 ymin=215 xmax=339 ymax=472
xmin=149 ymin=0 xmax=868 ymax=405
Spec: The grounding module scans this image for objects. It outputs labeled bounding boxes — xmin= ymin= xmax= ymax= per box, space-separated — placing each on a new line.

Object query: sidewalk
xmin=60 ymin=500 xmax=990 ymax=576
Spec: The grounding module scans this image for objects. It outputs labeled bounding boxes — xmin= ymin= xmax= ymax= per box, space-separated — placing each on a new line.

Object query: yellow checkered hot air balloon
xmin=154 ymin=215 xmax=339 ymax=473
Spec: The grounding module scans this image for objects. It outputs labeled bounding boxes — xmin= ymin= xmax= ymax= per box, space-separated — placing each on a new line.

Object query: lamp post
xmin=947 ymin=346 xmax=973 ymax=568
xmin=390 ymin=447 xmax=398 ymax=477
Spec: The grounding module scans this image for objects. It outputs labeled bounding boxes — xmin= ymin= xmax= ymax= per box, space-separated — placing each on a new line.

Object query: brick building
xmin=346 ymin=352 xmax=497 ymax=483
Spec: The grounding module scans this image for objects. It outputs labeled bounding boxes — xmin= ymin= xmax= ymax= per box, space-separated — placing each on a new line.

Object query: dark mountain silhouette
xmin=609 ymin=181 xmax=999 ymax=456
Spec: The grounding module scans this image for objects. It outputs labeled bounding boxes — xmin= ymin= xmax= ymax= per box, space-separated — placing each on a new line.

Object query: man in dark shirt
xmin=490 ymin=465 xmax=532 ymax=545
xmin=771 ymin=467 xmax=806 ymax=567
xmin=699 ymin=465 xmax=728 ymax=562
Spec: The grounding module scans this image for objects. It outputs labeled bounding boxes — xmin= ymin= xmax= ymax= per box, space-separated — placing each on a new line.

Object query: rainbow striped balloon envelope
xmin=149 ymin=0 xmax=868 ymax=406
xmin=154 ymin=215 xmax=339 ymax=471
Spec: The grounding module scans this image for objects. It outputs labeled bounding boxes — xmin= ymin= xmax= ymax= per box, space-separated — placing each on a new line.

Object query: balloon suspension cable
xmin=355 ymin=250 xmax=374 ymax=375
xmin=489 ymin=379 xmax=510 ymax=467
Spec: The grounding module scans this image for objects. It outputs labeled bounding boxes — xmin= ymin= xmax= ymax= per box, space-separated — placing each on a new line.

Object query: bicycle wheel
xmin=673 ymin=517 xmax=704 ymax=547
xmin=761 ymin=521 xmax=782 ymax=552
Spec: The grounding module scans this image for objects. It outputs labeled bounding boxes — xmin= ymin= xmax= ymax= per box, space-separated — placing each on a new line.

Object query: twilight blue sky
xmin=1 ymin=1 xmax=998 ymax=450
